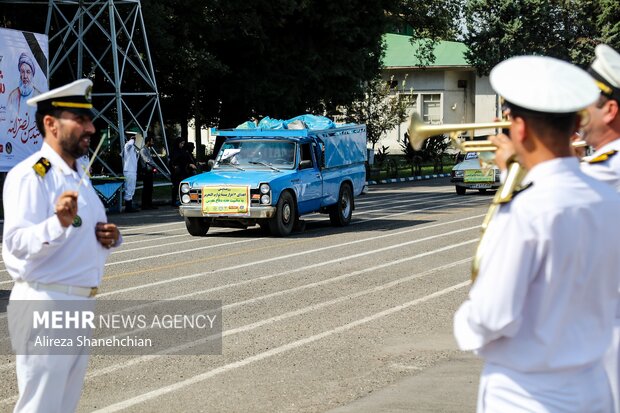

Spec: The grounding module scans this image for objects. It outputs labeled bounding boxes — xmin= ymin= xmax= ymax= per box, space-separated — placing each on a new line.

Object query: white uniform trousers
xmin=123 ymin=172 xmax=137 ymax=201
xmin=604 ymin=322 xmax=620 ymax=413
xmin=478 ymin=362 xmax=613 ymax=413
xmin=9 ymin=282 xmax=92 ymax=413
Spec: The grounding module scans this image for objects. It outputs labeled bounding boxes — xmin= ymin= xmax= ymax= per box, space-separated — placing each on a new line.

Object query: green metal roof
xmin=383 ymin=33 xmax=469 ymax=68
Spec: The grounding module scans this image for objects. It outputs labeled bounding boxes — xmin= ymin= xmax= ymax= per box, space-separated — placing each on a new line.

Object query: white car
xmin=450 ymin=152 xmax=500 ymax=195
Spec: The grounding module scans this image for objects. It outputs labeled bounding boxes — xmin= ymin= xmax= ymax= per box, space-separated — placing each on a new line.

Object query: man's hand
xmin=489 ymin=133 xmax=517 ymax=171
xmin=55 ymin=191 xmax=78 ymax=227
xmin=96 ymin=222 xmax=120 ymax=249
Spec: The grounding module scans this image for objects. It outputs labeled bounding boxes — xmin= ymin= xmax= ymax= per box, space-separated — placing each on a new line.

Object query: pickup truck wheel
xmin=185 ymin=217 xmax=210 ymax=236
xmin=269 ymin=191 xmax=295 ymax=236
xmin=329 ymin=184 xmax=353 ymax=226
xmin=455 ymin=186 xmax=466 ymax=195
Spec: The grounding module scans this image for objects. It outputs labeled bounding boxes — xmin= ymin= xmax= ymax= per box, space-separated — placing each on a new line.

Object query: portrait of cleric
xmin=4 ymin=52 xmax=43 ymax=159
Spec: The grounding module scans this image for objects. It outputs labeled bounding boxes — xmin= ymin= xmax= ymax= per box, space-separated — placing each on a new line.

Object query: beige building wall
xmin=381 ymin=68 xmax=492 ymax=155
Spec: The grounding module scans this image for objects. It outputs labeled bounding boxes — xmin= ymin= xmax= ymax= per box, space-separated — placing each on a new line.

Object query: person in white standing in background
xmin=580 ymin=43 xmax=620 ymax=413
xmin=454 ymin=55 xmax=620 ymax=412
xmin=122 ymin=131 xmax=139 ymax=212
xmin=3 ymin=78 xmax=122 ymax=413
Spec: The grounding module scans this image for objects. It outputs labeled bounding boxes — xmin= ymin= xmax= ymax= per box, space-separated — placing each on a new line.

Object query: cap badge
xmin=85 ymin=84 xmax=92 ymax=103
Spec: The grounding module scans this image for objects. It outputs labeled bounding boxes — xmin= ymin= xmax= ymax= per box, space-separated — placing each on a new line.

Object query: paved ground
xmin=0 ymin=178 xmax=489 ymax=412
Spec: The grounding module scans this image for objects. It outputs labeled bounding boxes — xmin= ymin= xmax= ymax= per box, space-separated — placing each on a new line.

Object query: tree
xmin=392 ymin=0 xmax=465 ymax=65
xmin=462 ymin=0 xmax=601 ymax=74
xmin=339 ymin=77 xmax=410 ymax=151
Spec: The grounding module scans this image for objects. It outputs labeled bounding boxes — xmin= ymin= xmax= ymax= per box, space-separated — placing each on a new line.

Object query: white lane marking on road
xmin=0 ymin=215 xmax=481 ymax=349
xmin=0 ymin=196 xmax=477 ymax=290
xmin=103 ymin=196 xmax=484 ymax=271
xmin=0 ymin=192 xmax=479 ymax=279
xmin=97 ymin=211 xmax=483 ymax=298
xmin=92 ymin=280 xmax=470 ymax=412
xmin=110 ymin=193 xmax=457 ymax=255
xmin=84 ymin=256 xmax=473 ymax=382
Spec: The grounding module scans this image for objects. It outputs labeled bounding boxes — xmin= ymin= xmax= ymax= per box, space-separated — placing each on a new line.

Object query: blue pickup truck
xmin=178 ymin=117 xmax=367 ymax=236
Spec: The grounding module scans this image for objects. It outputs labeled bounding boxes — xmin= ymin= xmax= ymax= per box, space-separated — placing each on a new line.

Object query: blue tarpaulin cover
xmin=235 ymin=114 xmax=338 ymax=131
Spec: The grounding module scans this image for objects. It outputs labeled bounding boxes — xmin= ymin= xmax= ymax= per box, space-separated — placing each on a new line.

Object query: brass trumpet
xmin=406 ymin=114 xmax=521 ymax=283
xmin=406 ymin=114 xmax=590 ymax=282
xmin=407 ymin=113 xmax=587 ymax=153
xmin=407 ymin=113 xmax=510 ymax=153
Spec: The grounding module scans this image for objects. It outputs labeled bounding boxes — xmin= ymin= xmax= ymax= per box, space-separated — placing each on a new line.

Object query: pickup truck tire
xmin=455 ymin=186 xmax=466 ymax=195
xmin=269 ymin=191 xmax=295 ymax=237
xmin=329 ymin=184 xmax=353 ymax=226
xmin=185 ymin=217 xmax=211 ymax=236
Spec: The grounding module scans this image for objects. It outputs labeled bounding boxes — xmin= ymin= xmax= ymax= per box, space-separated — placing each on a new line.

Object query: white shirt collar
xmin=523 ymin=156 xmax=580 ymax=184
xmin=590 ymin=138 xmax=620 ymax=158
xmin=40 ymin=142 xmax=80 ymax=177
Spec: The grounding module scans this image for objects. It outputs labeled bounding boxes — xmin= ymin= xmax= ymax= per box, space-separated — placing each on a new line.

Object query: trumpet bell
xmin=406 ymin=113 xmax=511 ymax=153
xmin=406 ymin=113 xmax=429 ymax=150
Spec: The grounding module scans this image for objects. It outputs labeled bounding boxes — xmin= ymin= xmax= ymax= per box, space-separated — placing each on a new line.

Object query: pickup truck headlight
xmin=452 ymin=170 xmax=464 ymax=179
xmin=180 ymin=183 xmax=190 ymax=194
xmin=260 ymin=194 xmax=270 ymax=204
xmin=181 ymin=194 xmax=191 ymax=203
xmin=259 ymin=183 xmax=270 ymax=194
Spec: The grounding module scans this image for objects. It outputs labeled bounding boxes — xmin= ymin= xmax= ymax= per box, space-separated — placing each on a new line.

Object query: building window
xmin=422 ymin=94 xmax=441 ymax=124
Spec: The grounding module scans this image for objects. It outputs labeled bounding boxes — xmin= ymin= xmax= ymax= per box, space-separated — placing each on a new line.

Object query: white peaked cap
xmin=27 ymin=79 xmax=94 ymax=116
xmin=589 ymin=44 xmax=620 ymax=100
xmin=490 ymin=55 xmax=599 ymax=113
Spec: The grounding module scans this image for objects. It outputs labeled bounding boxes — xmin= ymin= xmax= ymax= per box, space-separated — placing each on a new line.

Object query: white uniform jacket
xmin=2 ymin=142 xmax=117 ymax=287
xmin=581 ymin=139 xmax=620 ymax=192
xmin=122 ymin=138 xmax=138 ymax=174
xmin=454 ymin=157 xmax=620 ymax=372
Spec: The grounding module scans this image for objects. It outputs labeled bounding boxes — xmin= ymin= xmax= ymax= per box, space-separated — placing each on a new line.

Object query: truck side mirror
xmin=299 ymin=160 xmax=312 ymax=170
xmin=207 ymin=159 xmax=215 ymax=171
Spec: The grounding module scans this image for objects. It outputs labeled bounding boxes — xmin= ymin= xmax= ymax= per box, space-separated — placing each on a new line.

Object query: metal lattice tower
xmin=1 ymin=0 xmax=169 ymax=173
xmin=42 ymin=0 xmax=168 ymax=175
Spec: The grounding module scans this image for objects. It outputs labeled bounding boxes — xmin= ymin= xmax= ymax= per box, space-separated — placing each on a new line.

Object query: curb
xmin=367 ymin=173 xmax=450 ymax=186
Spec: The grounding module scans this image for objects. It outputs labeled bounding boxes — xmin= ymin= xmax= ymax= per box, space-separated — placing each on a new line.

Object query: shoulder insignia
xmin=588 ymin=150 xmax=618 ymax=164
xmin=33 ymin=157 xmax=51 ymax=177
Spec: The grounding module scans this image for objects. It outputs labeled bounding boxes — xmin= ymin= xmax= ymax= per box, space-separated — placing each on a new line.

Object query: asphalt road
xmin=0 ymin=178 xmax=492 ymax=412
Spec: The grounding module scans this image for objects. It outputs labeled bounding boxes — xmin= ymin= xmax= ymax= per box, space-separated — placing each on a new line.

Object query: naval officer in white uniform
xmin=2 ymin=79 xmax=121 ymax=413
xmin=581 ymin=44 xmax=620 ymax=413
xmin=122 ymin=131 xmax=139 ymax=212
xmin=454 ymin=56 xmax=620 ymax=412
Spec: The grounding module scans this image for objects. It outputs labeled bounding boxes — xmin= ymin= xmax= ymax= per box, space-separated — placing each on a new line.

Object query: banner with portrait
xmin=0 ymin=27 xmax=49 ymax=172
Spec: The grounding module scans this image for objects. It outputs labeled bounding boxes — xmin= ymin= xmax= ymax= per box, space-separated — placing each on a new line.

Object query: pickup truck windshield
xmin=216 ymin=140 xmax=296 ymax=170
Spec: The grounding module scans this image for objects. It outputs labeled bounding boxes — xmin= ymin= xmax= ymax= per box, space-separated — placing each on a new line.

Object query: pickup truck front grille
xmin=187 ymin=188 xmax=262 ymax=205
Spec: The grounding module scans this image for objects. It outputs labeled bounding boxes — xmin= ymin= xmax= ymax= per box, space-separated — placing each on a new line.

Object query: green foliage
xmin=142 ymin=0 xmax=399 ymax=128
xmin=375 ymin=145 xmax=390 ymax=165
xmin=599 ymin=0 xmax=620 ymax=50
xmin=400 ymin=133 xmax=450 ymax=174
xmin=462 ymin=0 xmax=603 ymax=74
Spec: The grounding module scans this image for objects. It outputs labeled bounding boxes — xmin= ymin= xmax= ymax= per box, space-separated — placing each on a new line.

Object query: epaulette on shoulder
xmin=33 ymin=157 xmax=51 ymax=177
xmin=588 ymin=150 xmax=618 ymax=164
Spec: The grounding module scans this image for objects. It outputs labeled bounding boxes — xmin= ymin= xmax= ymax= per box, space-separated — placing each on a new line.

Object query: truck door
xmin=295 ymin=142 xmax=323 ymax=214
